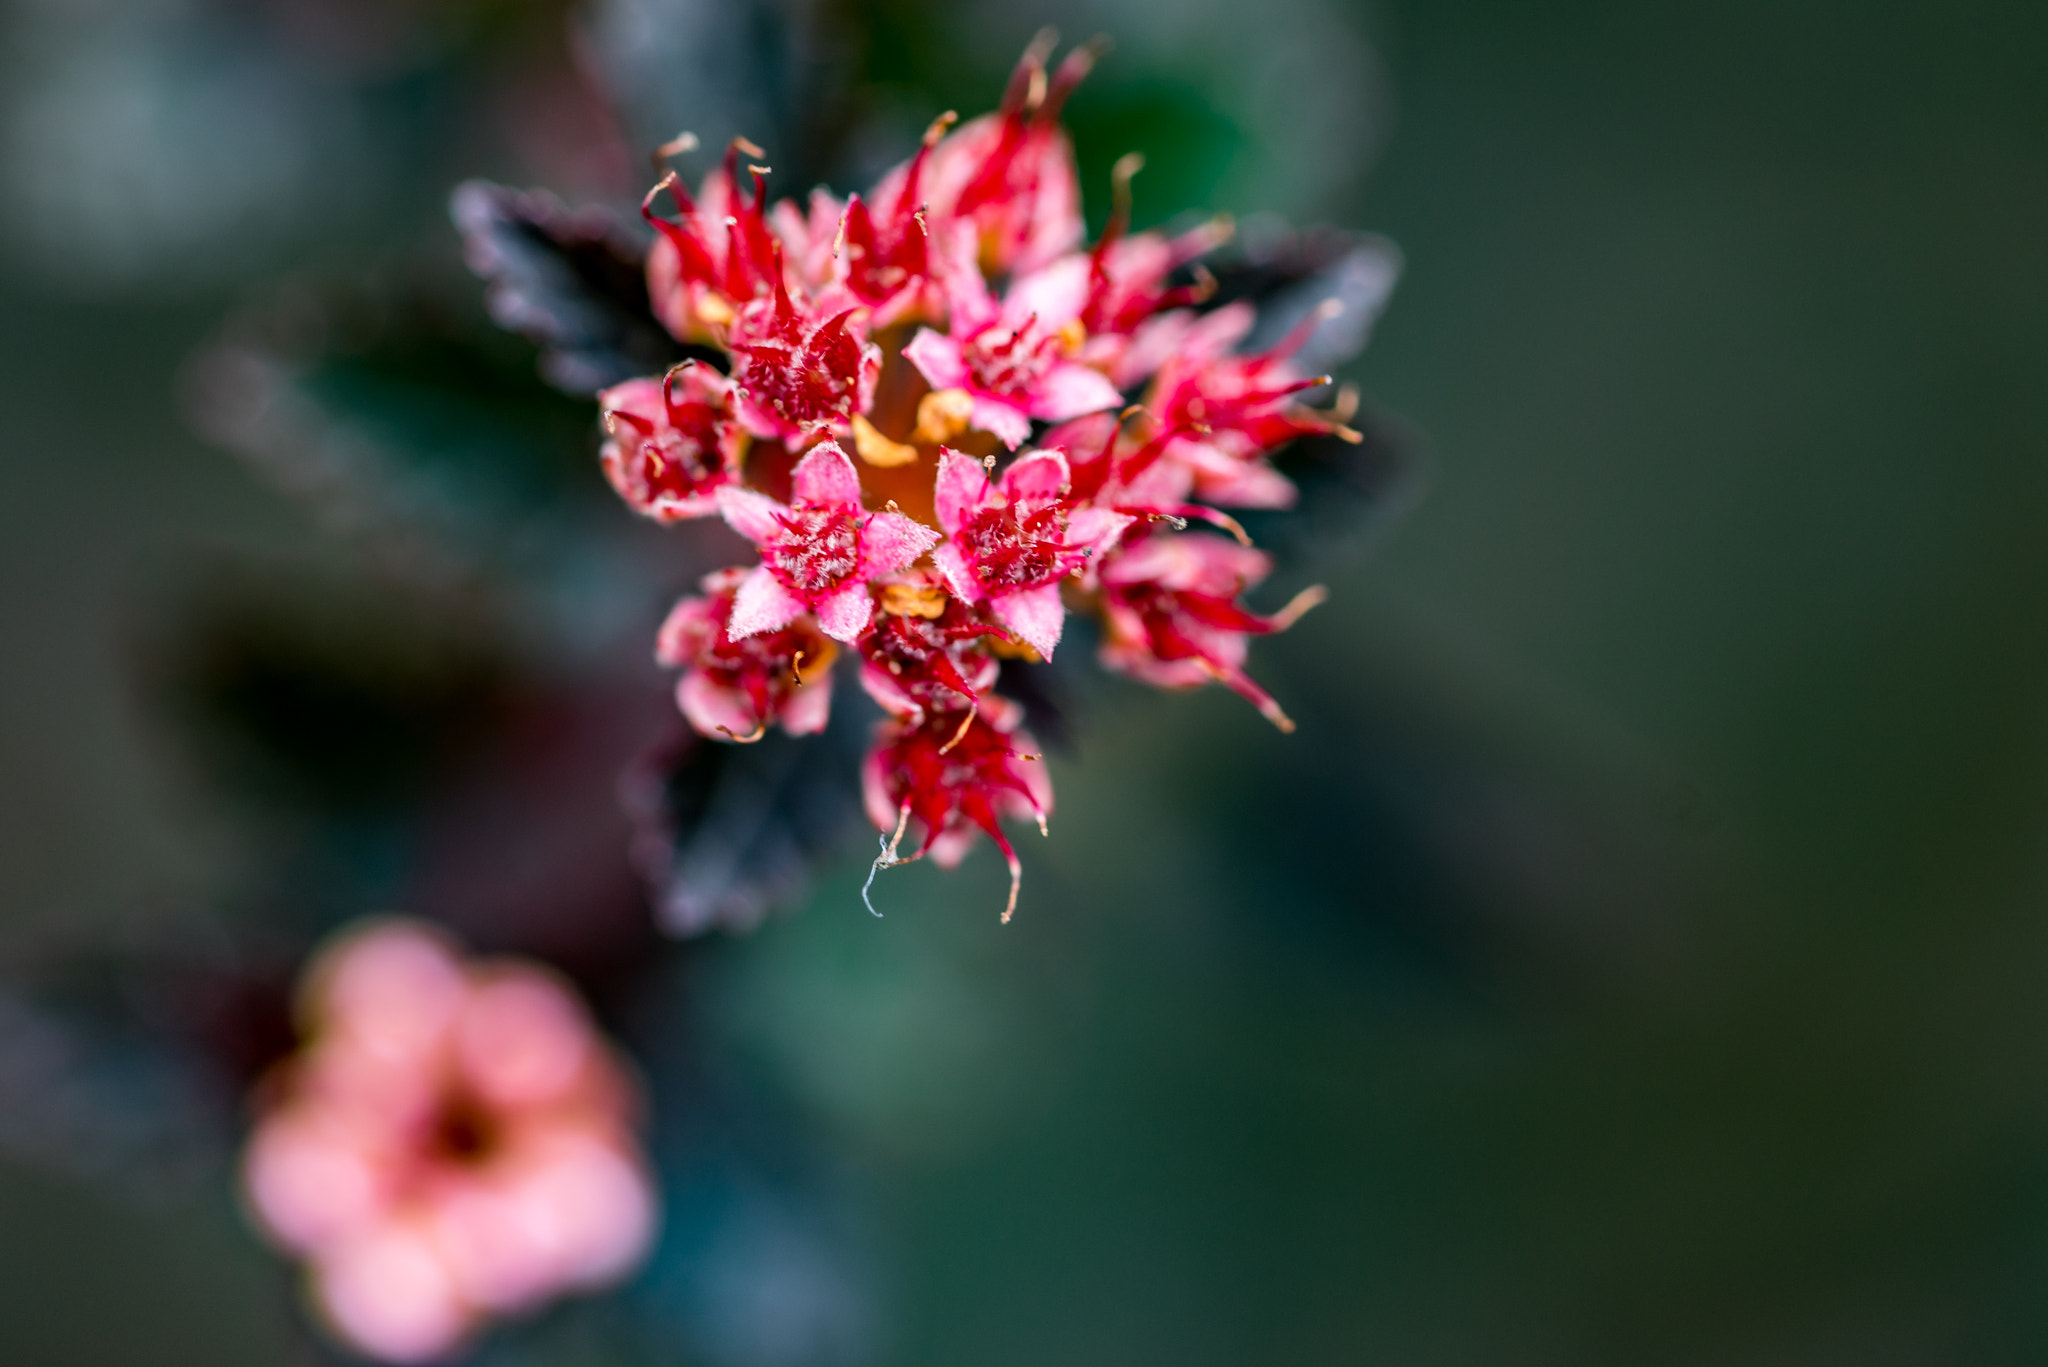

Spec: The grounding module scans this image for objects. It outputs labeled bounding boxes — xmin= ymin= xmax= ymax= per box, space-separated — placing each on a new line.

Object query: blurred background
xmin=4 ymin=0 xmax=2048 ymax=1362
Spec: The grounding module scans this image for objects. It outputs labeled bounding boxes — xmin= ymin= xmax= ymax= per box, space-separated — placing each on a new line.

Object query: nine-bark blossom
xmin=598 ymin=363 xmax=744 ymax=522
xmin=242 ymin=920 xmax=656 ymax=1363
xmin=714 ymin=440 xmax=938 ymax=642
xmin=656 ymin=566 xmax=838 ymax=740
xmin=594 ymin=38 xmax=1376 ymax=919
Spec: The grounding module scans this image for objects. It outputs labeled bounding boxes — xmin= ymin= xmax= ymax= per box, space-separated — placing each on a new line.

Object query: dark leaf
xmin=1203 ymin=218 xmax=1403 ymax=376
xmin=630 ymin=680 xmax=876 ymax=937
xmin=452 ymin=180 xmax=695 ymax=396
xmin=1237 ymin=402 xmax=1425 ymax=567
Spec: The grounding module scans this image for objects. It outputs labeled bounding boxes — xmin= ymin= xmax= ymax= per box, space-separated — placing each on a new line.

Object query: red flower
xmin=597 ymin=363 xmax=744 ymax=522
xmin=929 ymin=447 xmax=1132 ymax=659
xmin=561 ymin=35 xmax=1396 ymax=924
xmin=1144 ymin=304 xmax=1358 ymax=508
xmin=727 ymin=271 xmax=881 ymax=446
xmin=656 ymin=567 xmax=837 ymax=741
xmin=857 ymin=577 xmax=1000 ymax=726
xmin=643 ymin=137 xmax=785 ymax=342
xmin=861 ymin=697 xmax=1052 ymax=922
xmin=1096 ymin=530 xmax=1325 ymax=731
xmin=715 ymin=440 xmax=939 ymax=642
xmin=917 ymin=36 xmax=1095 ymax=277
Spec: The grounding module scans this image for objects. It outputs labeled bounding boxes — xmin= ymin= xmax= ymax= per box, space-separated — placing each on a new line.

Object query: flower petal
xmin=929 ymin=541 xmax=979 ymax=602
xmin=998 ymin=450 xmax=1071 ymax=503
xmin=814 ymin=583 xmax=874 ymax=642
xmin=859 ymin=510 xmax=941 ymax=577
xmin=971 ymin=396 xmax=1033 ymax=449
xmin=791 ymin=440 xmax=863 ymax=507
xmin=1028 ymin=361 xmax=1122 ymax=423
xmin=902 ymin=328 xmax=970 ymax=391
xmin=933 ymin=448 xmax=991 ymax=535
xmin=991 ymin=583 xmax=1066 ymax=659
xmin=1002 ymin=254 xmax=1090 ymax=331
xmin=715 ymin=486 xmax=788 ymax=546
xmin=780 ymin=676 xmax=834 ymax=735
xmin=727 ymin=567 xmax=805 ymax=638
xmin=677 ymin=673 xmax=759 ymax=739
xmin=1065 ymin=506 xmax=1135 ymax=557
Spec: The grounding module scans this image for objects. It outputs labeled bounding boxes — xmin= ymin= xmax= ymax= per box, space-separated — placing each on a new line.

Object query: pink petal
xmin=596 ymin=377 xmax=663 ymax=425
xmin=727 ymin=567 xmax=805 ymax=638
xmin=1192 ymin=458 xmax=1300 ymax=509
xmin=1099 ymin=534 xmax=1188 ymax=587
xmin=972 ymin=396 xmax=1033 ymax=449
xmin=715 ymin=486 xmax=788 ymax=546
xmin=1028 ymin=361 xmax=1123 ymax=423
xmin=677 ymin=672 xmax=760 ymax=739
xmin=999 ymin=450 xmax=1071 ymax=503
xmin=1065 ymin=506 xmax=1135 ymax=558
xmin=930 ymin=541 xmax=979 ymax=602
xmin=992 ymin=583 xmax=1066 ymax=659
xmin=933 ymin=448 xmax=991 ymax=535
xmin=1002 ymin=255 xmax=1089 ymax=331
xmin=902 ymin=328 xmax=969 ymax=391
xmin=857 ymin=661 xmax=921 ymax=720
xmin=780 ymin=676 xmax=833 ymax=735
xmin=653 ymin=595 xmax=718 ymax=666
xmin=1186 ymin=302 xmax=1257 ymax=359
xmin=316 ymin=1220 xmax=472 ymax=1364
xmin=858 ymin=510 xmax=941 ymax=576
xmin=791 ymin=440 xmax=863 ymax=507
xmin=814 ymin=583 xmax=874 ymax=642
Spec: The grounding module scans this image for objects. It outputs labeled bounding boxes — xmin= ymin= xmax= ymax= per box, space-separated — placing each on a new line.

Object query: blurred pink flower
xmin=241 ymin=920 xmax=657 ymax=1363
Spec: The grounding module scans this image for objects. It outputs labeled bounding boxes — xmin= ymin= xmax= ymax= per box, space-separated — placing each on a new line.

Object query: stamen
xmin=715 ymin=722 xmax=767 ymax=743
xmin=937 ymin=704 xmax=978 ymax=755
xmin=731 ymin=136 xmax=767 ymax=160
xmin=923 ymin=110 xmax=959 ymax=147
xmin=790 ymin=650 xmax=806 ymax=687
xmin=1270 ymin=584 xmax=1329 ymax=631
xmin=862 ymin=801 xmax=917 ymax=917
xmin=652 ymin=130 xmax=699 ymax=169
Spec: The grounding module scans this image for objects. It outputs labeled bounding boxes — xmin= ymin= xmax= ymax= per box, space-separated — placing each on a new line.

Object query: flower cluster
xmin=242 ymin=921 xmax=657 ymax=1363
xmin=603 ymin=39 xmax=1356 ymax=919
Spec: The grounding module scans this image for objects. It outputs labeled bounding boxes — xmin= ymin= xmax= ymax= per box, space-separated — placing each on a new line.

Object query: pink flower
xmin=901 ymin=234 xmax=1123 ymax=449
xmin=656 ymin=566 xmax=837 ymax=741
xmin=861 ymin=696 xmax=1052 ymax=922
xmin=597 ymin=363 xmax=744 ymax=522
xmin=241 ymin=920 xmax=657 ymax=1364
xmin=929 ymin=447 xmax=1132 ymax=659
xmin=1096 ymin=530 xmax=1326 ymax=732
xmin=715 ymin=440 xmax=940 ymax=643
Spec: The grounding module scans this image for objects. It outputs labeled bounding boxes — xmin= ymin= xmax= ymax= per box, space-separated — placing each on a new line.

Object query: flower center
xmin=645 ymin=427 xmax=717 ymax=488
xmin=963 ymin=325 xmax=1056 ymax=400
xmin=429 ymin=1095 xmax=499 ymax=1167
xmin=770 ymin=505 xmax=863 ymax=593
xmin=964 ymin=503 xmax=1064 ymax=589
